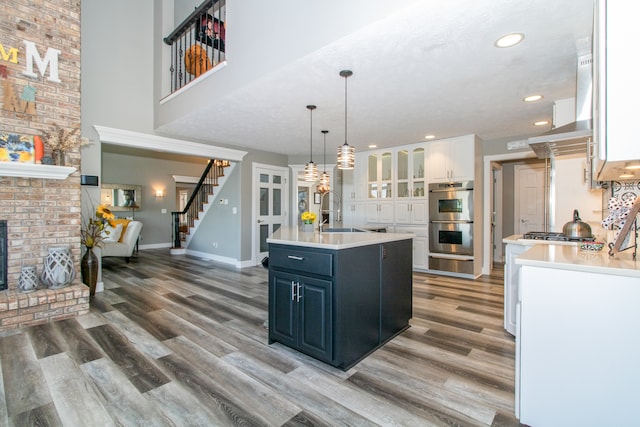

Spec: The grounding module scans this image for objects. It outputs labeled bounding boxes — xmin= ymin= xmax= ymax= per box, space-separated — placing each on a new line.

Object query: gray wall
xmin=188 ymin=164 xmax=241 ymax=258
xmin=101 ymin=151 xmax=209 ymax=246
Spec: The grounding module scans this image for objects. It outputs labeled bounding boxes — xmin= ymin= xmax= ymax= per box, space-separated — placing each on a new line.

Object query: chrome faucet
xmin=318 ymin=218 xmax=328 ymax=234
xmin=318 ymin=190 xmax=342 ymax=231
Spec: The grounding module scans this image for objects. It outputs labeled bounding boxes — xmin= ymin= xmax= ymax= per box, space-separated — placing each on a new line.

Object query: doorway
xmin=482 ymin=152 xmax=541 ymax=274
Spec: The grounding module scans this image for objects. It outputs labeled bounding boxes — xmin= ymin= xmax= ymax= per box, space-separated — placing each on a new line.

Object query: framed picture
xmin=0 ymin=133 xmax=35 ymax=163
xmin=314 ymin=192 xmax=321 ymax=204
xmin=195 ymin=13 xmax=226 ymax=52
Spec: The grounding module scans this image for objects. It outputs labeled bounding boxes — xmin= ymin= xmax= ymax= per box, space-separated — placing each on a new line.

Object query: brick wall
xmin=0 ymin=0 xmax=87 ymax=328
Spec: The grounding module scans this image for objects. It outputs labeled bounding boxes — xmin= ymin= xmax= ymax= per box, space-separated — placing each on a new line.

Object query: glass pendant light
xmin=318 ymin=130 xmax=330 ymax=193
xmin=337 ymin=69 xmax=355 ymax=170
xmin=304 ymin=105 xmax=318 ymax=181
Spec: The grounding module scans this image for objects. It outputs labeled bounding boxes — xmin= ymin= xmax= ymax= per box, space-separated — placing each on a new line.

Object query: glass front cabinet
xmin=394 ymin=145 xmax=427 ymax=224
xmin=367 ymin=150 xmax=393 ymax=199
xmin=395 ymin=145 xmax=426 ymax=199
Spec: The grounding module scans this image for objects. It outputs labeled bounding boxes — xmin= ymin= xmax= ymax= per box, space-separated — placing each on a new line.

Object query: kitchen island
xmin=267 ymin=227 xmax=413 ymax=370
xmin=514 ymin=244 xmax=640 ymax=426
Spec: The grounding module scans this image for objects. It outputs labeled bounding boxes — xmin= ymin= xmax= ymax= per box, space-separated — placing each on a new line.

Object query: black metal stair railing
xmin=163 ymin=0 xmax=226 ymax=94
xmin=172 ymin=159 xmax=230 ymax=249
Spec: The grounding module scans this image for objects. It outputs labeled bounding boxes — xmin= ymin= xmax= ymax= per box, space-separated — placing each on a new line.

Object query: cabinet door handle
xmin=291 ymin=280 xmax=297 ymax=301
xmin=296 ymin=282 xmax=302 ymax=302
xmin=287 ymin=255 xmax=304 ymax=261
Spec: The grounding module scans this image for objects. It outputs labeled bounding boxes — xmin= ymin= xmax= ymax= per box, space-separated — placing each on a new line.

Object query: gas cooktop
xmin=522 ymin=231 xmax=595 ymax=242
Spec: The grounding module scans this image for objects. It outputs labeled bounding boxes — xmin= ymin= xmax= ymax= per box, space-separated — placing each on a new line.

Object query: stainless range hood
xmin=528 ymin=53 xmax=593 ymax=158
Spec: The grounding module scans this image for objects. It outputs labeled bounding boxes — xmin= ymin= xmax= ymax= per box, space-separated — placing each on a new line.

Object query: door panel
xmin=514 ymin=164 xmax=545 ymax=234
xmin=255 ymin=165 xmax=288 ymax=264
xmin=270 ymin=272 xmax=297 ymax=347
xmin=299 ymin=276 xmax=333 ymax=362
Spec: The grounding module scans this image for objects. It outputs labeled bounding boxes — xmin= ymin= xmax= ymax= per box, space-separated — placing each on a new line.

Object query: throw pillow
xmin=108 ymin=219 xmax=131 ymax=242
xmin=102 ymin=223 xmax=123 ymax=242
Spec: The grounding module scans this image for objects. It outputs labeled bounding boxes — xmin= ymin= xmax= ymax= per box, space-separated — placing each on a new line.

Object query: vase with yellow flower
xmin=300 ymin=211 xmax=317 ymax=232
xmin=81 ymin=204 xmax=115 ymax=297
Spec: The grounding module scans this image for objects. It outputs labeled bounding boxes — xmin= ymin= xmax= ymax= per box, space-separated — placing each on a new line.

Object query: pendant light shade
xmin=318 ymin=130 xmax=331 ymax=193
xmin=337 ymin=70 xmax=355 ymax=170
xmin=304 ymin=105 xmax=318 ymax=181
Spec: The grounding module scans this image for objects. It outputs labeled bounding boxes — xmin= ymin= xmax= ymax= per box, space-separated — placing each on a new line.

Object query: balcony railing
xmin=164 ymin=0 xmax=226 ymax=94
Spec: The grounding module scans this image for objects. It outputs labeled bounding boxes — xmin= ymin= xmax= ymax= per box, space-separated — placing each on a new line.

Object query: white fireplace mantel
xmin=0 ymin=162 xmax=76 ymax=179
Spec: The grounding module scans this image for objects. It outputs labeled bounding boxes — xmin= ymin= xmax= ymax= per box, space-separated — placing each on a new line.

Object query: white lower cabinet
xmin=394 ymin=226 xmax=428 ymax=270
xmin=517 ymin=263 xmax=640 ymax=425
xmin=503 ymin=242 xmax=530 ymax=336
xmin=394 ymin=200 xmax=427 ymax=224
xmin=365 ymin=201 xmax=394 ymax=223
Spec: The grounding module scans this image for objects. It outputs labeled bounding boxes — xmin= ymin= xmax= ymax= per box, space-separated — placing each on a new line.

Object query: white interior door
xmin=253 ymin=164 xmax=289 ymax=264
xmin=514 ymin=163 xmax=546 ymax=234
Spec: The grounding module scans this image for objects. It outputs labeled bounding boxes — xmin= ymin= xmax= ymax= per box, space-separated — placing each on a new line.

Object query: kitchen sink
xmin=321 ymin=226 xmax=388 ymax=233
xmin=322 ymin=227 xmax=367 ymax=232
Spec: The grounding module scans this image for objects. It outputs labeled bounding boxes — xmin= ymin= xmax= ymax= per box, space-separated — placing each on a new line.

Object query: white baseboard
xmin=138 ymin=242 xmax=172 ymax=250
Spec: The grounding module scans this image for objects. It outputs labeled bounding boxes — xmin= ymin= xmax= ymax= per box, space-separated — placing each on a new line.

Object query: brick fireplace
xmin=0 ymin=0 xmax=89 ymax=330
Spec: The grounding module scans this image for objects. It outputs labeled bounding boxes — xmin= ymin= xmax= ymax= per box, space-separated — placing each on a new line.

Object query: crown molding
xmin=93 ymin=125 xmax=247 ymax=162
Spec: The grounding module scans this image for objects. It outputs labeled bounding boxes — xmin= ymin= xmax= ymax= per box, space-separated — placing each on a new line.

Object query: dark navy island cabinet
xmin=268 ymin=238 xmax=412 ymax=370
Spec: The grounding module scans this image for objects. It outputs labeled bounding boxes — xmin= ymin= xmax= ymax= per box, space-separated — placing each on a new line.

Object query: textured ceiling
xmin=157 ymin=0 xmax=594 ymax=158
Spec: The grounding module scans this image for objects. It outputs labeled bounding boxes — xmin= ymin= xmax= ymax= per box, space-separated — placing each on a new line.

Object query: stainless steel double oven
xmin=428 ymin=181 xmax=474 ymax=274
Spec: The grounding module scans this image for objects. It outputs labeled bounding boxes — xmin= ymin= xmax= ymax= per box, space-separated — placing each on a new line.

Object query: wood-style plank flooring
xmin=0 ymin=249 xmax=525 ymax=426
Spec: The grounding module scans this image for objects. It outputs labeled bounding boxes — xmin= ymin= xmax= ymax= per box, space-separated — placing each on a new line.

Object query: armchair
xmin=100 ymin=220 xmax=142 ymax=263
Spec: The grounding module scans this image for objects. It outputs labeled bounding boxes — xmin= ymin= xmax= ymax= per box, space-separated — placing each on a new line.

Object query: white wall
xmin=553 ymin=154 xmax=604 ymax=238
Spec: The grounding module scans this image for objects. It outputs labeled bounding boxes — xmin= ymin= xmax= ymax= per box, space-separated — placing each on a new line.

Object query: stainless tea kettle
xmin=562 ymin=209 xmax=592 ymax=239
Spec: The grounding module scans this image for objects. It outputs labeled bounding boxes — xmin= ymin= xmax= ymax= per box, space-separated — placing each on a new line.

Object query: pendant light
xmin=337 ymin=69 xmax=355 ymax=170
xmin=304 ymin=105 xmax=318 ymax=181
xmin=318 ymin=130 xmax=330 ymax=193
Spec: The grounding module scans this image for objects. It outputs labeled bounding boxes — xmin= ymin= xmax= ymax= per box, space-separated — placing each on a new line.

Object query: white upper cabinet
xmin=593 ymin=0 xmax=640 ymax=180
xmin=395 ymin=145 xmax=426 ymax=198
xmin=394 ymin=144 xmax=427 ymax=223
xmin=341 ymin=152 xmax=367 ymax=201
xmin=366 ymin=150 xmax=393 ymax=199
xmin=428 ymin=136 xmax=475 ymax=183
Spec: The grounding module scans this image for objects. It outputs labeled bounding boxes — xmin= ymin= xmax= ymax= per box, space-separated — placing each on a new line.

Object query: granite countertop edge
xmin=267 ymin=227 xmax=414 ymax=250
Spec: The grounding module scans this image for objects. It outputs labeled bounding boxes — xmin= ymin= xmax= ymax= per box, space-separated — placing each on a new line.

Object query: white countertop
xmin=515 ymin=244 xmax=640 ymax=278
xmin=267 ymin=227 xmax=413 ymax=250
xmin=502 ymin=234 xmax=581 ymax=246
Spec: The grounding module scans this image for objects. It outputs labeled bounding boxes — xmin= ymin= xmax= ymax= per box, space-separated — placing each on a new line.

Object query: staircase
xmin=170 ymin=158 xmax=234 ymax=255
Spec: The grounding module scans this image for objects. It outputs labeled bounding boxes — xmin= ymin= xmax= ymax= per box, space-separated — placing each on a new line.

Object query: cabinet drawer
xmin=269 ymin=246 xmax=333 ymax=276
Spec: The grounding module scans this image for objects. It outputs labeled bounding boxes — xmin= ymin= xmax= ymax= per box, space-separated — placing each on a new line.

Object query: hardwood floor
xmin=0 ymin=249 xmax=524 ymax=426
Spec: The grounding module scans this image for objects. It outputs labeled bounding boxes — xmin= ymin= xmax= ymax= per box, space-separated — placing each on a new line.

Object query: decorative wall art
xmin=0 ymin=133 xmax=35 ymax=163
xmin=196 ymin=13 xmax=225 ymax=52
xmin=1 ymin=67 xmax=38 ymax=115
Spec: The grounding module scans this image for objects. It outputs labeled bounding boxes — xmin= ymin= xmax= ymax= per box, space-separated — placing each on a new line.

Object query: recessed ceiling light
xmin=424 ymin=135 xmax=435 ymax=140
xmin=368 ymin=144 xmax=377 ymax=148
xmin=534 ymin=120 xmax=549 ymax=126
xmin=495 ymin=33 xmax=524 ymax=48
xmin=524 ymin=95 xmax=543 ymax=102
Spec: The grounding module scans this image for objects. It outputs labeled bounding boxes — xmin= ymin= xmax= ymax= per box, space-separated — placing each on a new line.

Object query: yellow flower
xmin=81 ymin=205 xmax=116 ymax=248
xmin=301 ymin=211 xmax=316 ymax=223
xmin=96 ymin=204 xmax=115 ymax=221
